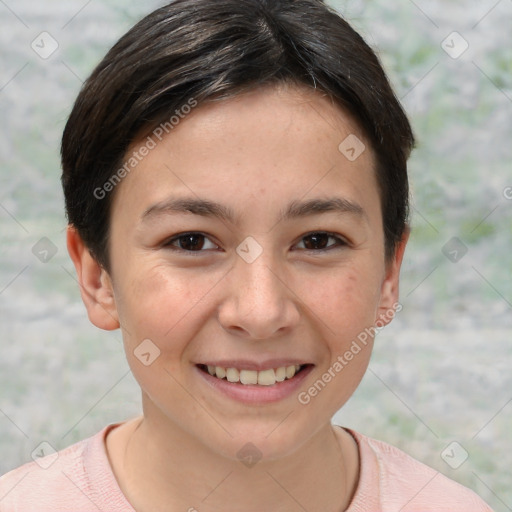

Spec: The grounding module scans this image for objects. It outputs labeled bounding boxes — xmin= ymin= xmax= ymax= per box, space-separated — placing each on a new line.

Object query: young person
xmin=0 ymin=0 xmax=493 ymax=510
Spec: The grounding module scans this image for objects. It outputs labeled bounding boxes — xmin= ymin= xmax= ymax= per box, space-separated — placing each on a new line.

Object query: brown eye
xmin=296 ymin=232 xmax=347 ymax=251
xmin=303 ymin=233 xmax=330 ymax=250
xmin=177 ymin=234 xmax=205 ymax=251
xmin=165 ymin=232 xmax=218 ymax=252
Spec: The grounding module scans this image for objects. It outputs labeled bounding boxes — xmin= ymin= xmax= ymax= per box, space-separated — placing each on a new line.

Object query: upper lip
xmin=197 ymin=360 xmax=312 ymax=371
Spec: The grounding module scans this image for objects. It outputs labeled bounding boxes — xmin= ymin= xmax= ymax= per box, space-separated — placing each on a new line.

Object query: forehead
xmin=111 ymin=84 xmax=379 ymax=226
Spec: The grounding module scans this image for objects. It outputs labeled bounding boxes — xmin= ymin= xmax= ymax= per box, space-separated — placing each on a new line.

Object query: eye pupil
xmin=180 ymin=234 xmax=204 ymax=251
xmin=304 ymin=233 xmax=329 ymax=250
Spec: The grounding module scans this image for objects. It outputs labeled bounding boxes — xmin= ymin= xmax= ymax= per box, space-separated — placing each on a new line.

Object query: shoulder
xmin=0 ymin=424 xmax=132 ymax=512
xmin=347 ymin=429 xmax=494 ymax=512
xmin=0 ymin=437 xmax=89 ymax=511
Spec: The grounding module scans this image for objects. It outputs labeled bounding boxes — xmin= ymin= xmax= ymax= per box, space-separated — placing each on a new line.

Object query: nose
xmin=217 ymin=248 xmax=301 ymax=340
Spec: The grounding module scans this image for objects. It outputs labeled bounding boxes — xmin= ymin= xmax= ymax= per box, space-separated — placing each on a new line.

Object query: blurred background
xmin=0 ymin=0 xmax=510 ymax=509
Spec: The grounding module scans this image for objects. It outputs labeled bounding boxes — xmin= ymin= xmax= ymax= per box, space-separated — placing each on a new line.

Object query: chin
xmin=196 ymin=415 xmax=324 ymax=464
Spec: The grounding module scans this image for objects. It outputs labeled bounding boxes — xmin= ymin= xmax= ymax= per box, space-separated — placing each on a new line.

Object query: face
xmin=71 ymin=84 xmax=406 ymax=460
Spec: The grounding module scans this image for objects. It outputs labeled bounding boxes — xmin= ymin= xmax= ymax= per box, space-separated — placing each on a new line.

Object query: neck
xmin=107 ymin=406 xmax=359 ymax=512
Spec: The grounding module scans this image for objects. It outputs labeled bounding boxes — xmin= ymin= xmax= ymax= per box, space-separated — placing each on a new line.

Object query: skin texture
xmin=67 ymin=83 xmax=408 ymax=512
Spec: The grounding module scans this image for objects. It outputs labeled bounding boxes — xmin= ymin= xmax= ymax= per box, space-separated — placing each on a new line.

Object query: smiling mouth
xmin=196 ymin=364 xmax=311 ymax=386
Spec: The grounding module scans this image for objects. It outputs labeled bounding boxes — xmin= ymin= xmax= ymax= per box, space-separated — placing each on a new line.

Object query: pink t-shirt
xmin=0 ymin=423 xmax=493 ymax=511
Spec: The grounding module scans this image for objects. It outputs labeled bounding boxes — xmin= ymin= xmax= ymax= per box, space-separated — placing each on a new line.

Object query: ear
xmin=66 ymin=225 xmax=120 ymax=330
xmin=375 ymin=227 xmax=410 ymax=327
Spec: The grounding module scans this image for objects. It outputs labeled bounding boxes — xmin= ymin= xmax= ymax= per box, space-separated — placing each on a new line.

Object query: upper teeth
xmin=206 ymin=365 xmax=302 ymax=386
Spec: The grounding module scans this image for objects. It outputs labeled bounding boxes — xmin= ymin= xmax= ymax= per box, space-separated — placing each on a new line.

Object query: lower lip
xmin=195 ymin=365 xmax=314 ymax=404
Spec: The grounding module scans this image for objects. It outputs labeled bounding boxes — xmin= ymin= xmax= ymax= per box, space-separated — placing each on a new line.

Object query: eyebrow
xmin=141 ymin=196 xmax=366 ymax=224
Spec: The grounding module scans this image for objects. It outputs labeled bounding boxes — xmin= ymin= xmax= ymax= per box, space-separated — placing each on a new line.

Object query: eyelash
xmin=162 ymin=231 xmax=348 ymax=255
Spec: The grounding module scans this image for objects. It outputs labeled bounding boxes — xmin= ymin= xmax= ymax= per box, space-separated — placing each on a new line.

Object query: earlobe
xmin=375 ymin=227 xmax=410 ymax=326
xmin=66 ymin=225 xmax=120 ymax=331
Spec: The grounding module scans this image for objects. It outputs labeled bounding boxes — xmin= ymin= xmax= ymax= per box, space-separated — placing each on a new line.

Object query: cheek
xmin=115 ymin=263 xmax=222 ymax=347
xmin=301 ymin=265 xmax=382 ymax=334
xmin=296 ymin=268 xmax=380 ymax=411
xmin=115 ymin=264 xmax=224 ymax=394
